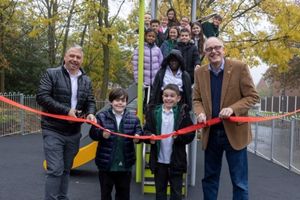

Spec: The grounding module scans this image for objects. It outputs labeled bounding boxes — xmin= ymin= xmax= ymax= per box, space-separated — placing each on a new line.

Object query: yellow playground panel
xmin=43 ymin=141 xmax=98 ymax=170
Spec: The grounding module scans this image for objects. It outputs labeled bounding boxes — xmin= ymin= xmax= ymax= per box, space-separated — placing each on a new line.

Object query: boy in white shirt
xmin=144 ymin=84 xmax=195 ymax=200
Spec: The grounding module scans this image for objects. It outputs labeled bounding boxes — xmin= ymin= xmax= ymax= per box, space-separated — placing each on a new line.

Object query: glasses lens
xmin=205 ymin=45 xmax=222 ymax=52
xmin=215 ymin=46 xmax=222 ymax=51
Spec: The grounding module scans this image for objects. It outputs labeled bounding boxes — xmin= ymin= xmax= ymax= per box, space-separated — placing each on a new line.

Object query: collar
xmin=166 ymin=66 xmax=182 ymax=76
xmin=162 ymin=105 xmax=174 ymax=114
xmin=64 ymin=66 xmax=82 ymax=77
xmin=209 ymin=58 xmax=225 ymax=75
xmin=112 ymin=109 xmax=124 ymax=116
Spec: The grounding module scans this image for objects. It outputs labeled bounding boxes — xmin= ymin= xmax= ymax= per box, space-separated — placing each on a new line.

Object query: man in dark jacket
xmin=36 ymin=45 xmax=96 ymax=200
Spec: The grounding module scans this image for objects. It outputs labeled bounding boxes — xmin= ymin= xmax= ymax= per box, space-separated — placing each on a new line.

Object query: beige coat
xmin=193 ymin=59 xmax=259 ymax=150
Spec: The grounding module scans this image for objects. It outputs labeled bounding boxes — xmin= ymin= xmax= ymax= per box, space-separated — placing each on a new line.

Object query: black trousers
xmin=154 ymin=163 xmax=183 ymax=200
xmin=98 ymin=171 xmax=131 ymax=200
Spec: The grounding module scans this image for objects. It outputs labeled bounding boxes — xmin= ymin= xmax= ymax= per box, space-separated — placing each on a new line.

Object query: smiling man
xmin=37 ymin=45 xmax=96 ymax=200
xmin=193 ymin=37 xmax=259 ymax=200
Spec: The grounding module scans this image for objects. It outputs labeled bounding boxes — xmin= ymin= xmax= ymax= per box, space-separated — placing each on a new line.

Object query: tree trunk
xmin=99 ymin=42 xmax=110 ymax=106
xmin=0 ymin=12 xmax=4 ymax=92
xmin=46 ymin=0 xmax=58 ymax=66
xmin=98 ymin=0 xmax=111 ymax=103
xmin=61 ymin=0 xmax=77 ymax=62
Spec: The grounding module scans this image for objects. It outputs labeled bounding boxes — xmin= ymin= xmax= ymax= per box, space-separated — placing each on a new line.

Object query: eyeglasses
xmin=205 ymin=45 xmax=223 ymax=53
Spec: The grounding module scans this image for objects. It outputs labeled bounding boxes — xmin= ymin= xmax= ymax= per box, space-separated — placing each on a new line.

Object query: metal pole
xmin=20 ymin=93 xmax=25 ymax=134
xmin=289 ymin=118 xmax=295 ymax=170
xmin=190 ymin=133 xmax=197 ymax=186
xmin=271 ymin=119 xmax=275 ymax=161
xmin=265 ymin=97 xmax=267 ymax=111
xmin=136 ymin=0 xmax=145 ymax=183
xmin=191 ymin=0 xmax=197 ymax=22
xmin=286 ymin=96 xmax=289 ymax=112
xmin=255 ymin=113 xmax=258 ymax=154
xmin=271 ymin=96 xmax=274 ymax=112
xmin=151 ymin=0 xmax=157 ymax=19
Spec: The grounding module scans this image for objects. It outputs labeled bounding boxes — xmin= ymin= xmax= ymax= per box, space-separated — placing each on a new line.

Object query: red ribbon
xmin=1 ymin=95 xmax=299 ymax=140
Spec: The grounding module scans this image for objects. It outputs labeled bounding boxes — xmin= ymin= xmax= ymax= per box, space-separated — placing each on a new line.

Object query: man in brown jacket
xmin=193 ymin=37 xmax=259 ymax=200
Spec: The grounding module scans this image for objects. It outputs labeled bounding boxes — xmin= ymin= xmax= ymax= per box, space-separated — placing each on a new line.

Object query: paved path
xmin=1 ymin=133 xmax=300 ymax=200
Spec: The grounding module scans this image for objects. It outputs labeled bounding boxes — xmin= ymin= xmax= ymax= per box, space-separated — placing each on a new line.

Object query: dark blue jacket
xmin=89 ymin=107 xmax=142 ymax=171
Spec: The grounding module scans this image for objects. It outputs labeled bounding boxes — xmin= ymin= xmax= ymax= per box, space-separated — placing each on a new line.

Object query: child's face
xmin=151 ymin=22 xmax=160 ymax=32
xmin=167 ymin=10 xmax=175 ymax=20
xmin=161 ymin=17 xmax=168 ymax=27
xmin=144 ymin=14 xmax=151 ymax=25
xmin=162 ymin=89 xmax=181 ymax=110
xmin=111 ymin=97 xmax=127 ymax=114
xmin=192 ymin=24 xmax=202 ymax=35
xmin=168 ymin=28 xmax=178 ymax=40
xmin=145 ymin=31 xmax=156 ymax=44
xmin=180 ymin=32 xmax=190 ymax=43
xmin=169 ymin=57 xmax=180 ymax=71
xmin=213 ymin=18 xmax=222 ymax=26
xmin=180 ymin=17 xmax=189 ymax=27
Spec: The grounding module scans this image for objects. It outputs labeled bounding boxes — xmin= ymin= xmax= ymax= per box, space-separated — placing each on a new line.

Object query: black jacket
xmin=174 ymin=41 xmax=200 ymax=84
xmin=89 ymin=108 xmax=142 ymax=171
xmin=36 ymin=66 xmax=96 ymax=135
xmin=144 ymin=104 xmax=195 ymax=174
xmin=149 ymin=49 xmax=192 ymax=110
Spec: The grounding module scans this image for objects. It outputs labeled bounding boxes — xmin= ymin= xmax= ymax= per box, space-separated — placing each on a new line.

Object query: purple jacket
xmin=132 ymin=43 xmax=163 ymax=86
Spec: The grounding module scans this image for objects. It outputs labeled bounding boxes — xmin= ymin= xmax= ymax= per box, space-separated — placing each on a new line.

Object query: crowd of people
xmin=36 ymin=7 xmax=259 ymax=200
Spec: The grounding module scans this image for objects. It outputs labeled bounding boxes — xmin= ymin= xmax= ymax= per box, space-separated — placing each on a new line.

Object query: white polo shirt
xmin=158 ymin=106 xmax=174 ymax=164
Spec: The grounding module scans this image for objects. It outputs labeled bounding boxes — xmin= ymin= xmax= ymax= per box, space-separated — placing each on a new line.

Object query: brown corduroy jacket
xmin=193 ymin=59 xmax=259 ymax=150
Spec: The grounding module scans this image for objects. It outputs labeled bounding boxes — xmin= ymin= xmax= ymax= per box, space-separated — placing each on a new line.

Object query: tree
xmin=156 ymin=0 xmax=300 ymax=90
xmin=27 ymin=0 xmax=80 ymax=66
xmin=2 ymin=0 xmax=300 ymax=97
xmin=0 ymin=0 xmax=19 ymax=92
xmin=4 ymin=3 xmax=49 ymax=93
xmin=264 ymin=56 xmax=300 ymax=91
xmin=76 ymin=0 xmax=128 ymax=102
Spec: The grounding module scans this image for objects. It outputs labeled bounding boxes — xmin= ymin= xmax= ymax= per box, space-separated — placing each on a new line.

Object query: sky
xmin=109 ymin=1 xmax=134 ymax=19
xmin=249 ymin=64 xmax=268 ymax=85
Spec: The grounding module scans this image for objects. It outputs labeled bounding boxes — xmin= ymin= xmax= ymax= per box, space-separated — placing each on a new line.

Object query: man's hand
xmin=86 ymin=114 xmax=97 ymax=123
xmin=103 ymin=131 xmax=111 ymax=139
xmin=68 ymin=108 xmax=77 ymax=118
xmin=219 ymin=107 xmax=233 ymax=118
xmin=196 ymin=113 xmax=207 ymax=123
xmin=195 ymin=65 xmax=201 ymax=71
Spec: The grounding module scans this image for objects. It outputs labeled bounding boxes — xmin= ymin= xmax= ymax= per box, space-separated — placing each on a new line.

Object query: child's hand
xmin=86 ymin=114 xmax=97 ymax=123
xmin=133 ymin=134 xmax=140 ymax=143
xmin=103 ymin=131 xmax=111 ymax=139
xmin=150 ymin=134 xmax=156 ymax=144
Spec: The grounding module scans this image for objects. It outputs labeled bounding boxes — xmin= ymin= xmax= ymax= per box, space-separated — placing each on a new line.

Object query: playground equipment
xmin=43 ymin=0 xmax=200 ymax=195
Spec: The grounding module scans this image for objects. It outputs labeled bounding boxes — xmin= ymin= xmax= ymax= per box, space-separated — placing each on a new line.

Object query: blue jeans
xmin=202 ymin=128 xmax=248 ymax=200
xmin=43 ymin=129 xmax=81 ymax=200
